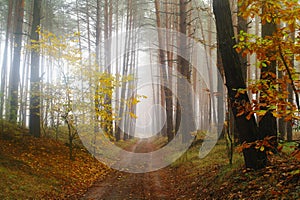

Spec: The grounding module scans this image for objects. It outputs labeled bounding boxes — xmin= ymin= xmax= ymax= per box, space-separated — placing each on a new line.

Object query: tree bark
xmin=259 ymin=10 xmax=277 ymax=149
xmin=104 ymin=0 xmax=113 ymax=136
xmin=154 ymin=0 xmax=174 ymax=142
xmin=116 ymin=0 xmax=132 ymax=141
xmin=9 ymin=0 xmax=25 ymax=122
xmin=213 ymin=0 xmax=267 ymax=169
xmin=29 ymin=0 xmax=42 ymax=137
xmin=176 ymin=0 xmax=196 ymax=143
xmin=0 ymin=0 xmax=13 ymax=121
xmin=237 ymin=2 xmax=248 ymax=82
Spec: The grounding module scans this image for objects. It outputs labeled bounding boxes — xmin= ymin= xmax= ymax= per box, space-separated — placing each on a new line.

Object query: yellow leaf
xmin=266 ymin=15 xmax=272 ymax=23
xmin=260 ymin=146 xmax=265 ymax=152
xmin=129 ymin=112 xmax=138 ymax=119
xmin=240 ymin=35 xmax=245 ymax=42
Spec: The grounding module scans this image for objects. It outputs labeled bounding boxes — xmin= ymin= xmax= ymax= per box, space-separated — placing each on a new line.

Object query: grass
xmin=168 ymin=135 xmax=299 ymax=199
xmin=281 ymin=141 xmax=299 ymax=153
xmin=0 ymin=164 xmax=54 ymax=199
xmin=171 ymin=136 xmax=243 ymax=169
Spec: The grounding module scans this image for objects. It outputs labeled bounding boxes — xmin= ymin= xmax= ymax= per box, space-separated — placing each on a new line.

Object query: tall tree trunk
xmin=104 ymin=0 xmax=113 ymax=136
xmin=154 ymin=0 xmax=173 ymax=141
xmin=29 ymin=0 xmax=42 ymax=137
xmin=259 ymin=9 xmax=277 ymax=149
xmin=116 ymin=0 xmax=132 ymax=141
xmin=176 ymin=0 xmax=196 ymax=143
xmin=1 ymin=0 xmax=13 ymax=121
xmin=213 ymin=0 xmax=267 ymax=170
xmin=287 ymin=84 xmax=293 ymax=142
xmin=9 ymin=0 xmax=25 ymax=123
xmin=114 ymin=0 xmax=120 ymax=136
xmin=237 ymin=4 xmax=248 ymax=82
xmin=165 ymin=0 xmax=174 ymax=140
xmin=287 ymin=24 xmax=295 ymax=142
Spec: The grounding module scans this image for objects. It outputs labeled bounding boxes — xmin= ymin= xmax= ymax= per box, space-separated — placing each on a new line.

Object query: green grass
xmin=281 ymin=141 xmax=298 ymax=153
xmin=168 ymin=137 xmax=244 ymax=189
xmin=0 ymin=164 xmax=53 ymax=199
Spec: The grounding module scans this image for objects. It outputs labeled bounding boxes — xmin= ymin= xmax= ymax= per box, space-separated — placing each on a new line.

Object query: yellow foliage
xmin=235 ymin=0 xmax=300 ymax=121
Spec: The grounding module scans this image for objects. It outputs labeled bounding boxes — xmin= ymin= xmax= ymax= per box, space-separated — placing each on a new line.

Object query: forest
xmin=0 ymin=0 xmax=299 ymax=199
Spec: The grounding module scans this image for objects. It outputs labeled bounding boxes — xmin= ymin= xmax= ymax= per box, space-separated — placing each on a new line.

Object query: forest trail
xmin=81 ymin=138 xmax=180 ymax=200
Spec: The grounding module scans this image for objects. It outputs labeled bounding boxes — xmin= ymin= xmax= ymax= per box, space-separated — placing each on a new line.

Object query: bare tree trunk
xmin=114 ymin=0 xmax=120 ymax=136
xmin=104 ymin=0 xmax=113 ymax=136
xmin=9 ymin=0 xmax=25 ymax=123
xmin=116 ymin=0 xmax=132 ymax=141
xmin=0 ymin=0 xmax=13 ymax=121
xmin=94 ymin=0 xmax=101 ymax=135
xmin=75 ymin=0 xmax=86 ymax=126
xmin=177 ymin=0 xmax=196 ymax=143
xmin=287 ymin=84 xmax=293 ymax=142
xmin=287 ymin=24 xmax=295 ymax=142
xmin=165 ymin=0 xmax=175 ymax=139
xmin=154 ymin=0 xmax=173 ymax=141
xmin=29 ymin=0 xmax=42 ymax=137
xmin=213 ymin=0 xmax=267 ymax=169
xmin=20 ymin=43 xmax=30 ymax=127
xmin=237 ymin=3 xmax=248 ymax=82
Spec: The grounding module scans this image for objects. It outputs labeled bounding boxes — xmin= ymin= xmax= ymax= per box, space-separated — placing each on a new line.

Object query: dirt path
xmin=81 ymin=139 xmax=180 ymax=200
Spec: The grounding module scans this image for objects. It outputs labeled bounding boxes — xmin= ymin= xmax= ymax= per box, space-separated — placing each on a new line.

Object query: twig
xmin=278 ymin=45 xmax=300 ymax=111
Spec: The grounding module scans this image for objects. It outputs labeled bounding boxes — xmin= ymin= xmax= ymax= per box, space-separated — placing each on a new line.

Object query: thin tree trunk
xmin=0 ymin=0 xmax=13 ymax=121
xmin=104 ymin=0 xmax=113 ymax=136
xmin=287 ymin=24 xmax=295 ymax=142
xmin=237 ymin=4 xmax=248 ymax=82
xmin=114 ymin=0 xmax=120 ymax=136
xmin=116 ymin=0 xmax=132 ymax=141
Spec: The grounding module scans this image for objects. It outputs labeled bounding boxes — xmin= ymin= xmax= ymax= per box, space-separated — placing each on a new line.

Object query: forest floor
xmin=81 ymin=137 xmax=300 ymax=200
xmin=0 ymin=122 xmax=299 ymax=199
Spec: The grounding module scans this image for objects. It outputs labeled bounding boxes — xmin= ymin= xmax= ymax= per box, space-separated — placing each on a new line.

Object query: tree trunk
xmin=116 ymin=0 xmax=132 ymax=141
xmin=287 ymin=24 xmax=295 ymax=142
xmin=104 ymin=0 xmax=113 ymax=136
xmin=0 ymin=0 xmax=13 ymax=121
xmin=154 ymin=0 xmax=174 ymax=142
xmin=287 ymin=83 xmax=293 ymax=142
xmin=259 ymin=10 xmax=277 ymax=149
xmin=9 ymin=0 xmax=25 ymax=122
xmin=177 ymin=0 xmax=196 ymax=143
xmin=29 ymin=0 xmax=42 ymax=137
xmin=165 ymin=0 xmax=175 ymax=141
xmin=237 ymin=2 xmax=248 ymax=82
xmin=213 ymin=0 xmax=267 ymax=170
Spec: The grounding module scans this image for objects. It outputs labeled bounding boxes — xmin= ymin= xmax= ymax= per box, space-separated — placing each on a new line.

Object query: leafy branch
xmin=278 ymin=44 xmax=300 ymax=111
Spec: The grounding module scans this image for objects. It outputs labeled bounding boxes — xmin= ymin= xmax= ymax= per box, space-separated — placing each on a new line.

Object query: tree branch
xmin=278 ymin=45 xmax=300 ymax=111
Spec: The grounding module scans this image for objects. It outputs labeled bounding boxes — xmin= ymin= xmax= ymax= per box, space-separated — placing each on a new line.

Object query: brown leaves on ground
xmin=1 ymin=133 xmax=299 ymax=200
xmin=0 ymin=135 xmax=111 ymax=199
xmin=198 ymin=155 xmax=300 ymax=200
